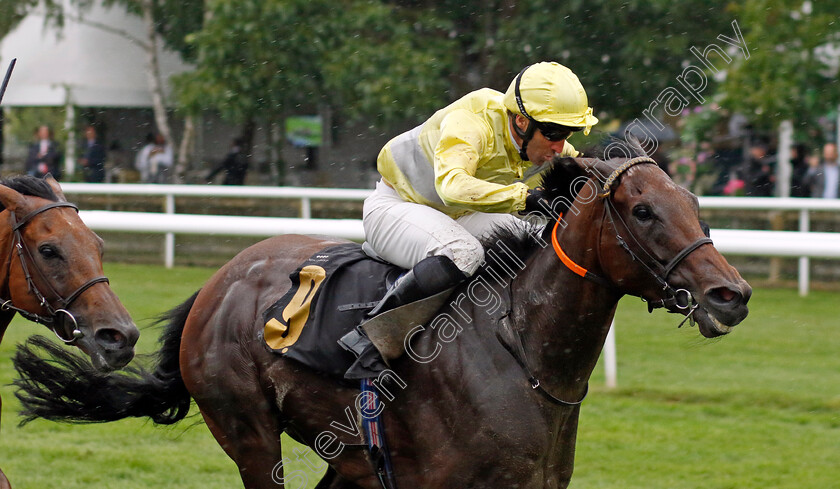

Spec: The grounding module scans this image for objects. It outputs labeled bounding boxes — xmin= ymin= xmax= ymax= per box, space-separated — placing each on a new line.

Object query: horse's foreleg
xmin=551 ymin=406 xmax=581 ymax=489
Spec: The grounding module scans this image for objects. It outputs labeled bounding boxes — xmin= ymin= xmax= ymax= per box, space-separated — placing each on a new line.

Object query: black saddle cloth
xmin=262 ymin=243 xmax=403 ymax=378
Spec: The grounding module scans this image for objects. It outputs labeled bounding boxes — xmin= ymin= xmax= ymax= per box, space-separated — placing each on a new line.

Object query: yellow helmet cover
xmin=504 ymin=61 xmax=599 ymax=135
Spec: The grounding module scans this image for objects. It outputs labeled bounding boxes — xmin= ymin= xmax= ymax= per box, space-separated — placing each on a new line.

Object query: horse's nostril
xmin=95 ymin=329 xmax=127 ymax=350
xmin=709 ymin=287 xmax=741 ymax=306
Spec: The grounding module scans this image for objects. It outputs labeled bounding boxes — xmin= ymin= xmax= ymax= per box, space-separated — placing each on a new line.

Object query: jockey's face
xmin=513 ymin=114 xmax=568 ymax=165
xmin=528 ymin=129 xmax=567 ymax=165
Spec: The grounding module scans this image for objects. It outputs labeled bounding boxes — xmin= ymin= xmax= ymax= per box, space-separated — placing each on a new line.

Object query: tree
xmin=718 ymin=0 xmax=840 ymax=139
xmin=175 ymin=0 xmax=454 ymax=184
xmin=4 ymin=0 xmax=203 ymax=181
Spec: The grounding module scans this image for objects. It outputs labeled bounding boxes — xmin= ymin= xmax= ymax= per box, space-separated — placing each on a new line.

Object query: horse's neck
xmin=0 ymin=225 xmax=13 ymax=295
xmin=0 ymin=226 xmax=15 ymax=340
xmin=511 ymin=207 xmax=621 ymax=398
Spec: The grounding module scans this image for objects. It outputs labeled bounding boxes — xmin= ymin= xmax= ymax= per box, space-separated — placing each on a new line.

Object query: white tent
xmin=0 ymin=0 xmax=191 ymax=175
xmin=0 ymin=1 xmax=190 ymax=108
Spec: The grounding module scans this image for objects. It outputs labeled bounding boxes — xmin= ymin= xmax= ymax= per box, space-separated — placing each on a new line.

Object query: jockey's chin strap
xmin=1 ymin=202 xmax=110 ymax=344
xmin=551 ymin=157 xmax=714 ymax=325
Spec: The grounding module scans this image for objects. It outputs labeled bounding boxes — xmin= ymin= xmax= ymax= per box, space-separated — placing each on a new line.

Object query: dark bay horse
xmin=14 ymin=157 xmax=750 ymax=488
xmin=0 ymin=175 xmax=139 ymax=488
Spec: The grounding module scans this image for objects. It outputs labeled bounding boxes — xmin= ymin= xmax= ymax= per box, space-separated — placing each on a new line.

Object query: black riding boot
xmin=366 ymin=255 xmax=467 ymax=318
xmin=339 ymin=255 xmax=467 ymax=378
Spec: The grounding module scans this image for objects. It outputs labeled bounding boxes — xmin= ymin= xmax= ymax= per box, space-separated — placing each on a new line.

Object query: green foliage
xmin=174 ymin=0 xmax=453 ymax=126
xmin=0 ymin=0 xmax=70 ymax=39
xmin=720 ymin=0 xmax=840 ymax=132
xmin=6 ymin=0 xmax=840 ymax=143
xmin=680 ymin=103 xmax=725 ymax=144
xmin=490 ymin=0 xmax=735 ymax=120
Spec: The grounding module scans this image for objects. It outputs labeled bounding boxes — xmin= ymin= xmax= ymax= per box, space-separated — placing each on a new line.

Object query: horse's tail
xmin=13 ymin=291 xmax=199 ymax=426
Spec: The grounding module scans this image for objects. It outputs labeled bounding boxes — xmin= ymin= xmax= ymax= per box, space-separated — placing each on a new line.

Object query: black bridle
xmin=505 ymin=157 xmax=714 ymax=407
xmin=1 ymin=201 xmax=109 ymax=344
xmin=595 ymin=157 xmax=712 ymax=321
xmin=551 ymin=157 xmax=714 ymax=322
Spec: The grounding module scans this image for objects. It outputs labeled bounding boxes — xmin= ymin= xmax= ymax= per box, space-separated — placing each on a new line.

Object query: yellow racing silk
xmin=377 ymin=88 xmax=578 ymax=218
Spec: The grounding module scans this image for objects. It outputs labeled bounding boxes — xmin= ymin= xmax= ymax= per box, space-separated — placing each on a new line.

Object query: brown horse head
xmin=0 ymin=175 xmax=138 ymax=371
xmin=563 ymin=156 xmax=751 ymax=337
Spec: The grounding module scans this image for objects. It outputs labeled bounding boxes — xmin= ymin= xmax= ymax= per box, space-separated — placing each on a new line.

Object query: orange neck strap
xmin=551 ymin=215 xmax=587 ymax=278
xmin=551 ymin=214 xmax=614 ymax=289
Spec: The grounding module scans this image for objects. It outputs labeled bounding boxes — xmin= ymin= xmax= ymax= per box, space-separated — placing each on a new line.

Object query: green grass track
xmin=1 ymin=263 xmax=837 ymax=488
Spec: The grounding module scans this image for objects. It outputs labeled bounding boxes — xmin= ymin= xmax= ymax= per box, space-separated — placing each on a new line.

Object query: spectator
xmin=709 ymin=145 xmax=741 ymax=195
xmin=79 ymin=125 xmax=107 ymax=183
xmin=742 ymin=143 xmax=775 ymax=196
xmin=148 ymin=133 xmax=173 ymax=184
xmin=790 ymin=144 xmax=810 ymax=197
xmin=803 ymin=143 xmax=840 ymax=199
xmin=207 ymin=137 xmax=249 ymax=185
xmin=134 ymin=133 xmax=155 ymax=183
xmin=25 ymin=125 xmax=62 ymax=179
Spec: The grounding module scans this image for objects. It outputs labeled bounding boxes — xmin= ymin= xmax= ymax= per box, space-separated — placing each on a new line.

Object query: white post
xmin=164 ymin=193 xmax=175 ymax=268
xmin=64 ymin=96 xmax=76 ymax=178
xmin=604 ymin=319 xmax=617 ymax=389
xmin=798 ymin=209 xmax=810 ymax=297
xmin=776 ymin=120 xmax=793 ymax=198
xmin=837 ymin=104 xmax=840 ymax=148
xmin=301 ymin=196 xmax=311 ymax=219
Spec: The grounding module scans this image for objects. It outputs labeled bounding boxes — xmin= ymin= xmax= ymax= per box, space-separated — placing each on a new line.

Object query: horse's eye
xmin=38 ymin=244 xmax=61 ymax=260
xmin=633 ymin=205 xmax=653 ymax=221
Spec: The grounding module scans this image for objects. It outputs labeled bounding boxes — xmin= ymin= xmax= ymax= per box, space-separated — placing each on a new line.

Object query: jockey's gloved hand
xmin=521 ymin=187 xmax=550 ymax=215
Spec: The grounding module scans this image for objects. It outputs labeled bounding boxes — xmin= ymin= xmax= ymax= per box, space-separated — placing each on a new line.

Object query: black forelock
xmin=0 ymin=176 xmax=60 ymax=211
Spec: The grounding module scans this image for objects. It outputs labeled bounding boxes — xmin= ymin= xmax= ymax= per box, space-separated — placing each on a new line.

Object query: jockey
xmin=341 ymin=62 xmax=598 ymax=367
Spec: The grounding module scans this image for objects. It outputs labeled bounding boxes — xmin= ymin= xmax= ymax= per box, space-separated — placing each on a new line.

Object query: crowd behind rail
xmin=652 ymin=140 xmax=839 ymax=199
xmin=13 ymin=121 xmax=840 ymax=200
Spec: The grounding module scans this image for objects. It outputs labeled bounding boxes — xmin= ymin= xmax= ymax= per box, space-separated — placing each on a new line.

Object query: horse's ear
xmin=543 ymin=157 xmax=597 ymax=189
xmin=0 ymin=184 xmax=27 ymax=213
xmin=44 ymin=174 xmax=67 ymax=202
xmin=573 ymin=157 xmax=614 ymax=183
xmin=540 ymin=157 xmax=596 ymax=212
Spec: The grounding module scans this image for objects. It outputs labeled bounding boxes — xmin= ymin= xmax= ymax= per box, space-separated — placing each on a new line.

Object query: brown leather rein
xmin=1 ymin=202 xmax=109 ymax=344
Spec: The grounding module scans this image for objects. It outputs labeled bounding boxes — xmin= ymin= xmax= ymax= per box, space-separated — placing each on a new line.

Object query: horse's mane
xmin=0 ymin=176 xmax=60 ymax=210
xmin=475 ymin=158 xmax=589 ymax=282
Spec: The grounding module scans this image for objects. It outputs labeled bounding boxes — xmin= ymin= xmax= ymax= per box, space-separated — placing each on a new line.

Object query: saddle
xmin=262 ymin=243 xmax=452 ymax=378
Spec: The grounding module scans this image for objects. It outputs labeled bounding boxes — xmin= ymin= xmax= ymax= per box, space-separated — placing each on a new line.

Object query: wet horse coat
xmin=14 ymin=158 xmax=751 ymax=489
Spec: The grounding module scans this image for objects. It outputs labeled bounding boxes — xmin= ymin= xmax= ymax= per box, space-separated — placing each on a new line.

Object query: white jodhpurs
xmin=363 ymin=180 xmax=529 ymax=276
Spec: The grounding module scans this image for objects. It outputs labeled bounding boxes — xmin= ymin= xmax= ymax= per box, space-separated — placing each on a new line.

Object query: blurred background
xmin=1 ymin=0 xmax=838 ymax=191
xmin=1 ymin=2 xmax=839 ymax=488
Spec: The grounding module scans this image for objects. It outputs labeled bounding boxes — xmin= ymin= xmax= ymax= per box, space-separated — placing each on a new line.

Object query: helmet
xmin=504 ymin=62 xmax=598 ymax=136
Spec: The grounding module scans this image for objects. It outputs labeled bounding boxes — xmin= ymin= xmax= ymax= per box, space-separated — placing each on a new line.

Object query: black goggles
xmin=536 ymin=123 xmax=580 ymax=142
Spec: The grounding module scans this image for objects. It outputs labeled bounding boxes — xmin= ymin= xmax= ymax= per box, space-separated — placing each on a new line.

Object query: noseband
xmin=1 ymin=202 xmax=109 ymax=344
xmin=553 ymin=157 xmax=713 ymax=321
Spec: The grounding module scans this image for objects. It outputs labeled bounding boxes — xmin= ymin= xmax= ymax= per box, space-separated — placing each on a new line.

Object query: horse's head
xmin=0 ymin=176 xmax=139 ymax=371
xmin=544 ymin=156 xmax=751 ymax=338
